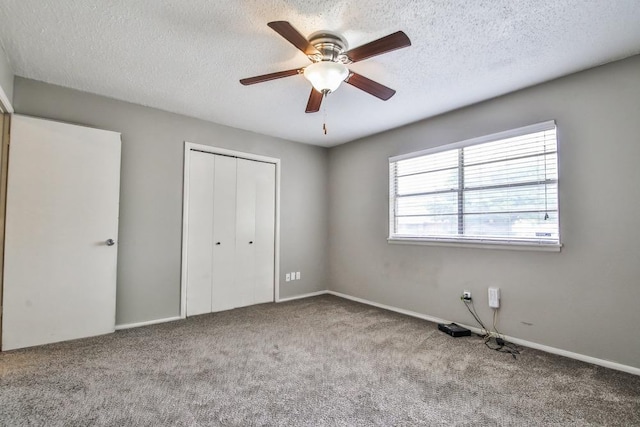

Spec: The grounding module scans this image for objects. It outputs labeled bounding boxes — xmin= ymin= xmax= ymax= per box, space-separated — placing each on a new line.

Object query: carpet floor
xmin=0 ymin=295 xmax=638 ymax=426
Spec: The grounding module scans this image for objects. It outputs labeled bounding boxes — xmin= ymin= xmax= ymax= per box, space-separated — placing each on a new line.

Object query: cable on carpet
xmin=463 ymin=299 xmax=521 ymax=359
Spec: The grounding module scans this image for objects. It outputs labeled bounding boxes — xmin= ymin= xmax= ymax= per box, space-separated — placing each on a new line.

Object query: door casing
xmin=0 ymin=113 xmax=9 ymax=344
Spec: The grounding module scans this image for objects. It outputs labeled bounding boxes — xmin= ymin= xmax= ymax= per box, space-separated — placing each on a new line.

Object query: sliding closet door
xmin=211 ymin=155 xmax=238 ymax=312
xmin=232 ymin=158 xmax=276 ymax=308
xmin=253 ymin=161 xmax=276 ymax=304
xmin=184 ymin=149 xmax=276 ymax=315
xmin=185 ymin=152 xmax=215 ymax=316
xmin=235 ymin=159 xmax=258 ymax=308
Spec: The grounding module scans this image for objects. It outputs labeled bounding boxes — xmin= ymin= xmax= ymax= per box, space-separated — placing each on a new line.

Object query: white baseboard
xmin=277 ymin=290 xmax=328 ymax=303
xmin=326 ymin=290 xmax=640 ymax=376
xmin=326 ymin=290 xmax=450 ymax=324
xmin=115 ymin=316 xmax=182 ymax=331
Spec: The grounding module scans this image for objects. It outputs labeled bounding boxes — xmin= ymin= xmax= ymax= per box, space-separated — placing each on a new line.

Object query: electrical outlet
xmin=462 ymin=291 xmax=472 ymax=301
xmin=291 ymin=272 xmax=296 ymax=280
xmin=295 ymin=272 xmax=300 ymax=280
xmin=488 ymin=287 xmax=500 ymax=308
xmin=285 ymin=273 xmax=290 ymax=282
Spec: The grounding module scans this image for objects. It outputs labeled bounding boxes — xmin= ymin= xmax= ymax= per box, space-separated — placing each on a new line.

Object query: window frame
xmin=388 ymin=121 xmax=562 ymax=252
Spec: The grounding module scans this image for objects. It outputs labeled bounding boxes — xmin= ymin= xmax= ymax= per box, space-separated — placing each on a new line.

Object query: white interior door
xmin=253 ymin=161 xmax=276 ymax=304
xmin=184 ymin=148 xmax=276 ymax=316
xmin=185 ymin=151 xmax=215 ymax=316
xmin=234 ymin=158 xmax=276 ymax=307
xmin=235 ymin=158 xmax=258 ymax=308
xmin=2 ymin=115 xmax=121 ymax=350
xmin=211 ymin=155 xmax=238 ymax=312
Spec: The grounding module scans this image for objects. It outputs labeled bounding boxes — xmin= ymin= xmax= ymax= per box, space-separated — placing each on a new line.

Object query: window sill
xmin=388 ymin=237 xmax=562 ymax=252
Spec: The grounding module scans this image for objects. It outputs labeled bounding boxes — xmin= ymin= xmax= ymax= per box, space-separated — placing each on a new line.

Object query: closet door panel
xmin=235 ymin=159 xmax=257 ymax=308
xmin=186 ymin=152 xmax=215 ymax=316
xmin=254 ymin=162 xmax=276 ymax=304
xmin=211 ymin=155 xmax=238 ymax=312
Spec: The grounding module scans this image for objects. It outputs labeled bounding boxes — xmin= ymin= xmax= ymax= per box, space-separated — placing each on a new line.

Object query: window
xmin=389 ymin=121 xmax=560 ymax=250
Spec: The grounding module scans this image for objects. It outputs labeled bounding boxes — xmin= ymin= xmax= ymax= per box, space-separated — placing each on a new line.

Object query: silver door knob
xmin=106 ymin=239 xmax=115 ymax=246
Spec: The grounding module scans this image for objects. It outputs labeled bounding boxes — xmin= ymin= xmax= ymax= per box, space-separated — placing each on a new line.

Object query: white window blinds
xmin=389 ymin=121 xmax=560 ymax=247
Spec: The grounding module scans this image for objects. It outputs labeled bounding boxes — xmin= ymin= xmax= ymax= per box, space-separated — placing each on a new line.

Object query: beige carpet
xmin=0 ymin=295 xmax=638 ymax=426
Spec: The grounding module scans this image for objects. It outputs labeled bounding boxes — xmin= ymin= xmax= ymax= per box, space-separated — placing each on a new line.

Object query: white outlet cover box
xmin=295 ymin=272 xmax=300 ymax=280
xmin=285 ymin=273 xmax=290 ymax=282
xmin=488 ymin=287 xmax=500 ymax=308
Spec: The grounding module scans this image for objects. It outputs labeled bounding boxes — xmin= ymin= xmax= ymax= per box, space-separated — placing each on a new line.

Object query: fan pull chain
xmin=322 ymin=93 xmax=328 ymax=135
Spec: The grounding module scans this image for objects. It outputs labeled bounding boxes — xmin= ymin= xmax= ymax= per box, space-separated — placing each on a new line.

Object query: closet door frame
xmin=180 ymin=142 xmax=281 ymax=318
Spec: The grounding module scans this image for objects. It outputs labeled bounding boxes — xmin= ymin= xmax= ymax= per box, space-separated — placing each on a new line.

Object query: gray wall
xmin=0 ymin=44 xmax=13 ymax=109
xmin=13 ymin=77 xmax=329 ymax=325
xmin=12 ymin=55 xmax=640 ymax=369
xmin=328 ymin=55 xmax=640 ymax=368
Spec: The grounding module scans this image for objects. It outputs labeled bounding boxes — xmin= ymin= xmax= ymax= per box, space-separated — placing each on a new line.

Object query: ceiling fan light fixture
xmin=303 ymin=61 xmax=349 ymax=93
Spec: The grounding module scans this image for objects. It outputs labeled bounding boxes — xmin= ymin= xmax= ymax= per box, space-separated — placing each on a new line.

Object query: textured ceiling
xmin=1 ymin=1 xmax=640 ymax=147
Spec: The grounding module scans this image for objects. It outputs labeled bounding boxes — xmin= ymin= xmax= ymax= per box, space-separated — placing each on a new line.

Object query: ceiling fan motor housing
xmin=307 ymin=31 xmax=351 ymax=64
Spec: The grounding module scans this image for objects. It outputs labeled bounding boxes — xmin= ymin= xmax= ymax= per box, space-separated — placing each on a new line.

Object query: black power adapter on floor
xmin=438 ymin=323 xmax=471 ymax=337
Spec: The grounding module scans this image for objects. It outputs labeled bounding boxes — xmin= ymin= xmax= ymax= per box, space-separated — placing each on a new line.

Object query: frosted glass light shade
xmin=303 ymin=61 xmax=349 ymax=93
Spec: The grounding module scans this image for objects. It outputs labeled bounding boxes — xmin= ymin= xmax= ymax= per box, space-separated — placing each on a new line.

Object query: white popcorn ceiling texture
xmin=1 ymin=1 xmax=640 ymax=147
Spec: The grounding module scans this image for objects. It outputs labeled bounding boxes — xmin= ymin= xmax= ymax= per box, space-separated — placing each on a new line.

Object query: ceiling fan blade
xmin=346 ymin=72 xmax=396 ymax=100
xmin=305 ymin=88 xmax=323 ymax=113
xmin=267 ymin=21 xmax=320 ymax=56
xmin=240 ymin=68 xmax=301 ymax=85
xmin=344 ymin=31 xmax=411 ymax=63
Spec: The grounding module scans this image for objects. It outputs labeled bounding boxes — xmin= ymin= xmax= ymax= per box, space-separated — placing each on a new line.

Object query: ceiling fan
xmin=240 ymin=21 xmax=411 ymax=113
